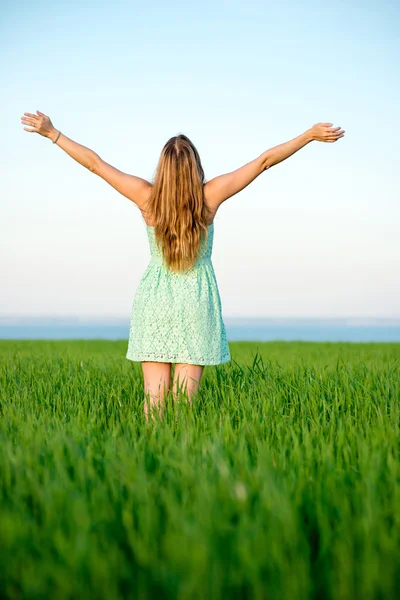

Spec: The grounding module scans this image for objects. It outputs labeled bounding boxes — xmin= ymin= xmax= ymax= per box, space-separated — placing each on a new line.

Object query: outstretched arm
xmin=204 ymin=123 xmax=345 ymax=211
xmin=20 ymin=110 xmax=151 ymax=209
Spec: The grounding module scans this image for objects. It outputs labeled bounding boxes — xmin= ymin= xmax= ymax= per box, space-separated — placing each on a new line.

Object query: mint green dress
xmin=126 ymin=221 xmax=231 ymax=365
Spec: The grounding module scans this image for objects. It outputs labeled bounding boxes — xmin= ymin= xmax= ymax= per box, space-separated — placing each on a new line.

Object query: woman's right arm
xmin=204 ymin=123 xmax=345 ymax=211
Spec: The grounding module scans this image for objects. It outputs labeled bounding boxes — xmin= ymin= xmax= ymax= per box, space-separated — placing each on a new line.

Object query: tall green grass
xmin=0 ymin=340 xmax=399 ymax=599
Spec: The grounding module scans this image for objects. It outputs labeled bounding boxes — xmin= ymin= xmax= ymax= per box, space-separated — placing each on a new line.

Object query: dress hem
xmin=125 ymin=353 xmax=231 ymax=366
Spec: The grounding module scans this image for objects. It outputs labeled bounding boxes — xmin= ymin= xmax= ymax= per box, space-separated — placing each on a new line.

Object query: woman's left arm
xmin=21 ymin=110 xmax=151 ymax=208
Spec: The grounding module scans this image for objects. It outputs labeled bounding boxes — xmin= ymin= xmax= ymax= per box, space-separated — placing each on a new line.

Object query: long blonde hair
xmin=143 ymin=134 xmax=212 ymax=273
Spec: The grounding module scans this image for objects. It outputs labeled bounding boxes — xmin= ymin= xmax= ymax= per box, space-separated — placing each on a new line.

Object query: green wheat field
xmin=1 ymin=339 xmax=399 ymax=599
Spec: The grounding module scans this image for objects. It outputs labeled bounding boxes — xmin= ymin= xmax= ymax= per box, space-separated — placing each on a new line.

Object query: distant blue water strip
xmin=0 ymin=318 xmax=399 ymax=342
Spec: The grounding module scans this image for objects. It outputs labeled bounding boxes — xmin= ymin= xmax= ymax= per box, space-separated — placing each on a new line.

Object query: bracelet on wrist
xmin=52 ymin=130 xmax=61 ymax=144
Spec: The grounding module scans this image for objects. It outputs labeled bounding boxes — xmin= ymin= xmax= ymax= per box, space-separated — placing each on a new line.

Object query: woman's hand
xmin=310 ymin=122 xmax=345 ymax=143
xmin=21 ymin=110 xmax=57 ymax=140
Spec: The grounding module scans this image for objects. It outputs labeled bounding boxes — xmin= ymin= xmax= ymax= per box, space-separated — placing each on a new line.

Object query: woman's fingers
xmin=325 ymin=126 xmax=342 ymax=134
xmin=327 ymin=132 xmax=345 ymax=142
xmin=327 ymin=127 xmax=345 ymax=137
xmin=321 ymin=130 xmax=345 ymax=143
xmin=21 ymin=114 xmax=38 ymax=133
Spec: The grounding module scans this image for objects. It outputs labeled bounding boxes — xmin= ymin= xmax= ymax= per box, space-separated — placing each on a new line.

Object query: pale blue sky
xmin=1 ymin=0 xmax=399 ymax=318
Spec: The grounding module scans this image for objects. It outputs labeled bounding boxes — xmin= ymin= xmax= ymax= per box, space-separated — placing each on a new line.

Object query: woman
xmin=21 ymin=111 xmax=345 ymax=419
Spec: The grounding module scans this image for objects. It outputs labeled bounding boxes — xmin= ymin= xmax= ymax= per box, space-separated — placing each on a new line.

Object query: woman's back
xmin=146 ymin=221 xmax=214 ymax=269
xmin=126 ymin=217 xmax=230 ymax=365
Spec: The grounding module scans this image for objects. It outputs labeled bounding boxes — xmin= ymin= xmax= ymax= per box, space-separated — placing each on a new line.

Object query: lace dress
xmin=126 ymin=221 xmax=231 ymax=365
